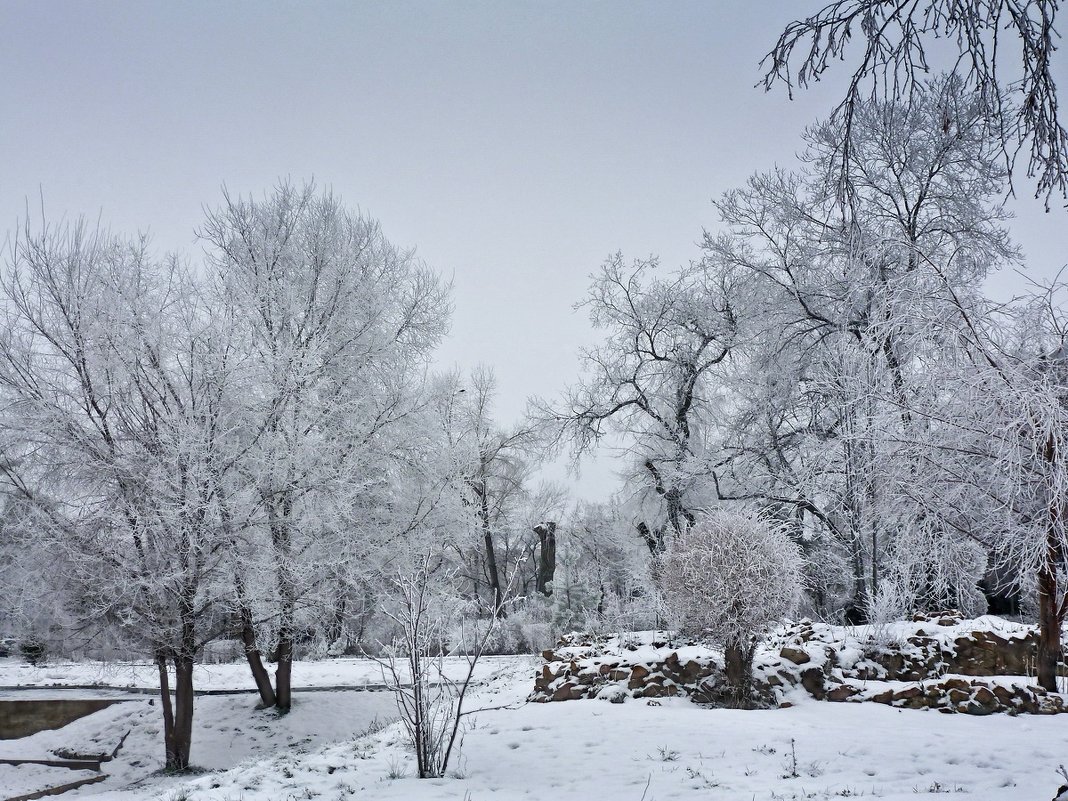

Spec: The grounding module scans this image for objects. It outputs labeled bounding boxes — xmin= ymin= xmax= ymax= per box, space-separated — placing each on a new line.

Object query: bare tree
xmin=0 ymin=219 xmax=233 ymax=770
xmin=914 ymin=281 xmax=1068 ymax=690
xmin=199 ymin=181 xmax=450 ymax=711
xmin=374 ymin=552 xmax=510 ymax=779
xmin=762 ymin=0 xmax=1068 ymax=206
xmin=538 ymin=254 xmax=741 ymax=553
xmin=439 ymin=367 xmax=538 ymax=616
xmin=706 ymin=77 xmax=1018 ymax=619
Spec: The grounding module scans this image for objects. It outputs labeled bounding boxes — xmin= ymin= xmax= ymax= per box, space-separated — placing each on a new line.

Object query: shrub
xmin=19 ymin=638 xmax=47 ymax=666
xmin=656 ymin=507 xmax=803 ymax=706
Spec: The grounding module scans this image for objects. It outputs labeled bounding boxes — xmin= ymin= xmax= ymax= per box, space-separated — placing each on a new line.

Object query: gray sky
xmin=3 ymin=1 xmax=1066 ymax=498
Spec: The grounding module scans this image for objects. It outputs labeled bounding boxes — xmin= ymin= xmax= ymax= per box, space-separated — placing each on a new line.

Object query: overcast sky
xmin=3 ymin=1 xmax=1066 ymax=498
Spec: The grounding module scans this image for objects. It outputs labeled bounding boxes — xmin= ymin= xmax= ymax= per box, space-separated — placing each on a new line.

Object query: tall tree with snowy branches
xmin=198 ymin=181 xmax=450 ymax=710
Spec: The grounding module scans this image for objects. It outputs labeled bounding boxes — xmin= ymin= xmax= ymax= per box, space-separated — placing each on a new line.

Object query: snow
xmin=0 ymin=762 xmax=99 ymax=797
xmin=0 ymin=655 xmax=518 ymax=693
xmin=3 ymin=649 xmax=1067 ymax=800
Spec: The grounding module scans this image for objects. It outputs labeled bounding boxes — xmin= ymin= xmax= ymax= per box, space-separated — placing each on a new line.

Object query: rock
xmin=541 ymin=649 xmax=556 ymax=662
xmin=680 ymin=660 xmax=705 ymax=683
xmin=963 ymin=700 xmax=996 ymax=716
xmin=972 ymin=686 xmax=997 ymax=709
xmin=892 ymin=686 xmax=922 ymax=702
xmin=535 ymin=665 xmax=555 ymax=689
xmin=780 ymin=647 xmax=812 ymax=665
xmin=827 ymin=684 xmax=860 ymax=702
xmin=642 ymin=682 xmax=677 ymax=698
xmin=822 ymin=646 xmax=839 ymax=668
xmin=952 ymin=629 xmax=1038 ymax=676
xmin=628 ymin=665 xmax=650 ymax=689
xmin=551 ymin=682 xmax=576 ymax=702
xmin=992 ymin=684 xmax=1015 ymax=703
xmin=800 ymin=667 xmax=825 ymax=699
xmin=947 ymin=687 xmax=970 ymax=705
xmin=870 ymin=690 xmax=894 ymax=704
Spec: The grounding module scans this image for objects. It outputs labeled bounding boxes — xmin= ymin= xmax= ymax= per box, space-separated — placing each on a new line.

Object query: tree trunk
xmin=534 ymin=522 xmax=557 ymax=596
xmin=171 ymin=653 xmax=195 ymax=771
xmin=843 ymin=534 xmax=869 ymax=625
xmin=270 ymin=496 xmax=296 ymax=712
xmin=478 ymin=483 xmax=506 ymax=618
xmin=638 ymin=521 xmax=664 ymax=555
xmin=274 ymin=560 xmax=295 ymax=711
xmin=275 ymin=633 xmax=293 ymax=711
xmin=1037 ymin=434 xmax=1065 ymax=693
xmin=723 ymin=641 xmax=755 ymax=708
xmin=238 ymin=600 xmax=276 ymax=707
xmin=156 ymin=652 xmax=177 ymax=770
xmin=1037 ymin=497 xmax=1064 ymax=692
xmin=1037 ymin=562 xmax=1061 ymax=692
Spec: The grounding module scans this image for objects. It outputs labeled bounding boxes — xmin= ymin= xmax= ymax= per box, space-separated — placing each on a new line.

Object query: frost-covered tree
xmin=438 ymin=367 xmax=539 ymax=617
xmin=540 ymin=254 xmax=741 ymax=553
xmin=706 ymin=76 xmax=1018 ymax=620
xmin=656 ymin=507 xmax=803 ymax=706
xmin=549 ymin=500 xmax=657 ymax=633
xmin=911 ymin=284 xmax=1068 ymax=690
xmin=0 ymin=219 xmax=234 ymax=770
xmin=762 ymin=0 xmax=1068 ymax=205
xmin=198 ymin=182 xmax=450 ymax=710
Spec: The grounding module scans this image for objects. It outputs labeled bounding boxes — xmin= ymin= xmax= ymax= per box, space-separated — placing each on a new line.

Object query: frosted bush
xmin=656 ymin=507 xmax=803 ymax=705
xmin=658 ymin=507 xmax=803 ymax=641
xmin=864 ymin=580 xmax=909 ymax=648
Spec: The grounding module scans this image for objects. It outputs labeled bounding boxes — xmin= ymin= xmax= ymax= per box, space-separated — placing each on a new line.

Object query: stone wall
xmin=529 ymin=616 xmax=1068 ymax=715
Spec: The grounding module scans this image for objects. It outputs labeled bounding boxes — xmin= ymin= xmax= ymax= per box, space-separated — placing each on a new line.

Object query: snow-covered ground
xmin=0 ymin=690 xmax=398 ymax=799
xmin=2 ymin=647 xmax=1067 ymax=800
xmin=0 ymin=762 xmax=100 ymax=797
xmin=0 ymin=655 xmax=517 ymax=693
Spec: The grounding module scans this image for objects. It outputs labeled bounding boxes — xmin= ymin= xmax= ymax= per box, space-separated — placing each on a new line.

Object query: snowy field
xmin=2 ymin=654 xmax=1067 ymax=801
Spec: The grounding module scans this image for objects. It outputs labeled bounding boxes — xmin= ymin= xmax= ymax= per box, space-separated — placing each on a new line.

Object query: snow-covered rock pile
xmin=530 ymin=614 xmax=1068 ymax=714
xmin=532 ymin=631 xmax=724 ymax=703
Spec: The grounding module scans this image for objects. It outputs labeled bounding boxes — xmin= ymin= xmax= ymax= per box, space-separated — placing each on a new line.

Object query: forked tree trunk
xmin=157 ymin=648 xmax=195 ymax=772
